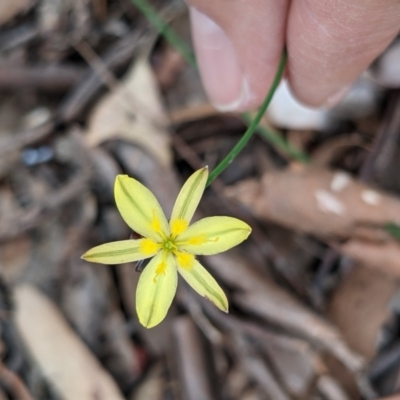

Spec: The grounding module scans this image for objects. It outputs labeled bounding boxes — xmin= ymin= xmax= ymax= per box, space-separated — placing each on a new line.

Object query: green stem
xmin=206 ymin=52 xmax=287 ymax=185
xmin=130 ymin=0 xmax=196 ymax=67
xmin=384 ymin=222 xmax=400 ymax=241
xmin=243 ymin=114 xmax=311 ymax=164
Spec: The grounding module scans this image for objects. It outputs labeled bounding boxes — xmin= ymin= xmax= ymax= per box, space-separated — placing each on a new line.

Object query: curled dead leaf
xmin=226 ymin=167 xmax=400 ymax=275
xmin=226 ymin=167 xmax=400 ymax=239
xmin=13 ymin=285 xmax=125 ymax=400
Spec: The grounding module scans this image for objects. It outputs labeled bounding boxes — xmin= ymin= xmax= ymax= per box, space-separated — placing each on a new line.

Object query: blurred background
xmin=1 ymin=0 xmax=400 ymax=399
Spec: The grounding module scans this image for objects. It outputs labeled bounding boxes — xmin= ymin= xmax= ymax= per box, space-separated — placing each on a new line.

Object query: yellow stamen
xmin=171 ymin=218 xmax=188 ymax=237
xmin=139 ymin=238 xmax=160 ymax=255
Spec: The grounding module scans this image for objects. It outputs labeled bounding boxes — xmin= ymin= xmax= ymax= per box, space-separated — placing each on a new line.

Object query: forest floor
xmin=1 ymin=1 xmax=400 ymax=399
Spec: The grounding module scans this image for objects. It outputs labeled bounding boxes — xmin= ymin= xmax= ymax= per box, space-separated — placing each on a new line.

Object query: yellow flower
xmin=82 ymin=167 xmax=251 ymax=328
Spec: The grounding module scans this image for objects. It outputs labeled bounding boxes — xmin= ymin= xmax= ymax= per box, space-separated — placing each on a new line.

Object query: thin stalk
xmin=207 ymin=52 xmax=287 ymax=185
xmin=241 ymin=114 xmax=311 ymax=164
xmin=130 ymin=0 xmax=196 ymax=67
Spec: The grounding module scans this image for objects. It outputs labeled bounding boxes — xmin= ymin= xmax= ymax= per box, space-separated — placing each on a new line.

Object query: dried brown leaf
xmin=340 ymin=240 xmax=400 ymax=276
xmin=328 ymin=265 xmax=399 ymax=359
xmin=86 ymin=58 xmax=171 ymax=166
xmin=226 ymin=167 xmax=400 ymax=239
xmin=206 ymin=252 xmax=364 ymax=372
xmin=226 ymin=167 xmax=400 ymax=274
xmin=13 ymin=285 xmax=125 ymax=400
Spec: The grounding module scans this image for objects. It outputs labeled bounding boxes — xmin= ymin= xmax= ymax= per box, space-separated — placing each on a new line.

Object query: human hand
xmin=186 ymin=0 xmax=400 ymax=111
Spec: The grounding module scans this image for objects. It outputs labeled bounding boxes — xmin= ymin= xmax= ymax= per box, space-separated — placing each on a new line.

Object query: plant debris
xmin=1 ymin=1 xmax=400 ymax=399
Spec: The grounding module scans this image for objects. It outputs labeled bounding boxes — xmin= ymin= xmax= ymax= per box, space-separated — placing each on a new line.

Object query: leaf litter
xmin=1 ymin=1 xmax=400 ymax=400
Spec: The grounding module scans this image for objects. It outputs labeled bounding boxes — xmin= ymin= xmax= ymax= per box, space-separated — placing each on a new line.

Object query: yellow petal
xmin=177 ymin=216 xmax=251 ymax=255
xmin=136 ymin=251 xmax=177 ymax=328
xmin=177 ymin=258 xmax=228 ymax=312
xmin=115 ymin=175 xmax=169 ymax=241
xmin=81 ymin=239 xmax=159 ymax=264
xmin=170 ymin=167 xmax=208 ymax=236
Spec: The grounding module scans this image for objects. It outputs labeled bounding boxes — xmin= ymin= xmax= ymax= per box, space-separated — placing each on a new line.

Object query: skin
xmin=186 ymin=0 xmax=400 ymax=111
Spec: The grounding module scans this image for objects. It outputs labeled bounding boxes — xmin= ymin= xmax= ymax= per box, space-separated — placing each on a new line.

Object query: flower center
xmin=163 ymin=238 xmax=176 ymax=252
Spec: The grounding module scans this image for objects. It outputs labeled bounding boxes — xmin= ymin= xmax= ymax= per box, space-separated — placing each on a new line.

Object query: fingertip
xmin=288 ymin=80 xmax=351 ymax=109
xmin=189 ymin=6 xmax=247 ymax=111
xmin=188 ymin=0 xmax=288 ymax=112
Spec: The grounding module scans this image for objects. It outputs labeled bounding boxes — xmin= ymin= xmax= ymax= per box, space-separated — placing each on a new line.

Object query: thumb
xmin=187 ymin=0 xmax=288 ymax=111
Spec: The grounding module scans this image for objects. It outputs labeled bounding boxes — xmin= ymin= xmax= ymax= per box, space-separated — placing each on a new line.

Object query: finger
xmin=187 ymin=0 xmax=288 ymax=111
xmin=287 ymin=0 xmax=400 ymax=107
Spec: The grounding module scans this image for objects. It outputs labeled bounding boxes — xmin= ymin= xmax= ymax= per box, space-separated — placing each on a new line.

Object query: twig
xmin=0 ymin=361 xmax=33 ymax=400
xmin=206 ymin=252 xmax=365 ymax=373
xmin=0 ymin=134 xmax=92 ymax=241
xmin=59 ymin=31 xmax=142 ymax=122
xmin=171 ymin=317 xmax=216 ymax=400
xmin=360 ymin=90 xmax=400 ymax=181
xmin=0 ymin=23 xmax=38 ymax=52
xmin=369 ymin=340 xmax=400 ymax=381
xmin=74 ymin=39 xmax=168 ymax=130
xmin=316 ymin=375 xmax=351 ymax=400
xmin=177 ymin=287 xmax=223 ymax=346
xmin=73 ymin=40 xmax=119 ymax=90
xmin=0 ymin=171 xmax=90 ymax=241
xmin=0 ymin=65 xmax=83 ymax=91
xmin=0 ymin=122 xmax=54 ymax=157
xmin=233 ymin=334 xmax=292 ymax=400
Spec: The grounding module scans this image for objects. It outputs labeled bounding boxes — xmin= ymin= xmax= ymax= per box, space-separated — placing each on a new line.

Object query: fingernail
xmin=189 ymin=7 xmax=249 ymax=111
xmin=324 ymin=85 xmax=351 ymax=108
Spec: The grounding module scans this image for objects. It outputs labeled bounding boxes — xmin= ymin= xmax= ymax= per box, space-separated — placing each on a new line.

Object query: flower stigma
xmin=163 ymin=238 xmax=177 ymax=252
